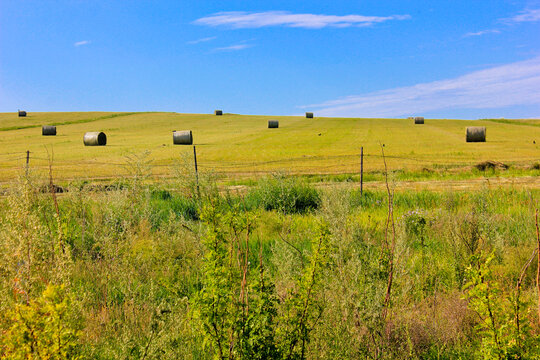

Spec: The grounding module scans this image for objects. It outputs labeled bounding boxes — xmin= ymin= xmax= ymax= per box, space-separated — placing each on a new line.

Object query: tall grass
xmin=0 ymin=171 xmax=539 ymax=358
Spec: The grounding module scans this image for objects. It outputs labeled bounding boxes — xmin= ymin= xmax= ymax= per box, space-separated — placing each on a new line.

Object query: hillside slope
xmin=0 ymin=112 xmax=539 ymax=181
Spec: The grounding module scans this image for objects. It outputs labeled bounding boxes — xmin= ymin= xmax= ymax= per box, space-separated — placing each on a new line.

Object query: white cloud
xmin=463 ymin=8 xmax=540 ymax=38
xmin=302 ymin=57 xmax=540 ymax=117
xmin=213 ymin=43 xmax=252 ymax=52
xmin=74 ymin=40 xmax=90 ymax=47
xmin=504 ymin=8 xmax=540 ymax=23
xmin=463 ymin=29 xmax=500 ymax=37
xmin=194 ymin=11 xmax=410 ymax=29
xmin=187 ymin=36 xmax=217 ymax=44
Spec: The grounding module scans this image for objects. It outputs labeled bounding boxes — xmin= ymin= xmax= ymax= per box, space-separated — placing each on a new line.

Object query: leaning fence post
xmin=360 ymin=146 xmax=364 ymax=195
xmin=25 ymin=150 xmax=30 ymax=177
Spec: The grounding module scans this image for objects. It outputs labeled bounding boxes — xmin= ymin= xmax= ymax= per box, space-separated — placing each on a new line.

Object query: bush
xmin=401 ymin=210 xmax=427 ymax=247
xmin=192 ymin=203 xmax=331 ymax=359
xmin=149 ymin=189 xmax=199 ymax=225
xmin=1 ymin=284 xmax=81 ymax=359
xmin=247 ymin=175 xmax=320 ymax=214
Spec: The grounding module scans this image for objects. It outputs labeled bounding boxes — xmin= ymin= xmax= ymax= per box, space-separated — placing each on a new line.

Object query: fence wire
xmin=0 ymin=150 xmax=538 ymax=183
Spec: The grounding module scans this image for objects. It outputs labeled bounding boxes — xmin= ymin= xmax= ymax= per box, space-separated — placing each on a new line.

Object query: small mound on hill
xmin=475 ymin=161 xmax=509 ymax=171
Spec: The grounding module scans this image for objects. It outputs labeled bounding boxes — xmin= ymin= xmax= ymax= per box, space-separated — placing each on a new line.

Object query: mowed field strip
xmin=0 ymin=112 xmax=539 ymax=182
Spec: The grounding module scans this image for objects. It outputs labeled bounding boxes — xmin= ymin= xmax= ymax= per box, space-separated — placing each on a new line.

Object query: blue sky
xmin=1 ymin=0 xmax=539 ymax=118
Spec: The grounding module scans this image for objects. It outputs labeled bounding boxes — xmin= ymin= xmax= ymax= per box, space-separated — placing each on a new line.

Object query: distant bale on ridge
xmin=214 ymin=110 xmax=223 ymax=116
xmin=42 ymin=125 xmax=56 ymax=136
xmin=414 ymin=117 xmax=424 ymax=124
xmin=83 ymin=132 xmax=107 ymax=146
xmin=466 ymin=127 xmax=486 ymax=142
xmin=306 ymin=112 xmax=313 ymax=119
xmin=268 ymin=120 xmax=279 ymax=128
xmin=18 ymin=110 xmax=27 ymax=117
xmin=173 ymin=130 xmax=193 ymax=145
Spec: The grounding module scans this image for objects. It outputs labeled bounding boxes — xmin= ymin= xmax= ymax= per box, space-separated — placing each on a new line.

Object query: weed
xmin=247 ymin=174 xmax=320 ymax=214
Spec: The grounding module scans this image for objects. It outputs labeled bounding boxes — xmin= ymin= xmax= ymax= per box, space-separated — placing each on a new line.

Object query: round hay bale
xmin=214 ymin=110 xmax=223 ymax=116
xmin=414 ymin=117 xmax=424 ymax=124
xmin=173 ymin=130 xmax=193 ymax=145
xmin=42 ymin=125 xmax=57 ymax=136
xmin=268 ymin=120 xmax=279 ymax=128
xmin=18 ymin=110 xmax=27 ymax=117
xmin=83 ymin=132 xmax=107 ymax=146
xmin=407 ymin=117 xmax=414 ymax=119
xmin=466 ymin=127 xmax=486 ymax=142
xmin=306 ymin=112 xmax=314 ymax=118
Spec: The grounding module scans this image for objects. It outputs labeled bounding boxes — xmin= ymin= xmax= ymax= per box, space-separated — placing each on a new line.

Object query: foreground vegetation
xmin=1 ymin=162 xmax=539 ymax=359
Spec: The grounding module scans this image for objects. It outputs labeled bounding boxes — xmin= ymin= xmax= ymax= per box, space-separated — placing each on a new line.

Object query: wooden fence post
xmin=25 ymin=150 xmax=30 ymax=177
xmin=360 ymin=147 xmax=364 ymax=195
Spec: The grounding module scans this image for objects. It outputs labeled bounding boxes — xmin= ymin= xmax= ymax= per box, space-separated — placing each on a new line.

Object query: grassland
xmin=1 ymin=112 xmax=540 ymax=359
xmin=0 ymin=112 xmax=539 ymax=183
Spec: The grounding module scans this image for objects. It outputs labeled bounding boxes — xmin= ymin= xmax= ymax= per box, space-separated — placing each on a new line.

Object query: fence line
xmin=7 ymin=152 xmax=437 ymax=165
xmin=0 ymin=150 xmax=538 ymax=183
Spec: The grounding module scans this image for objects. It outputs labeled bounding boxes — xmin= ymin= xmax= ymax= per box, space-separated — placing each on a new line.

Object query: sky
xmin=1 ymin=0 xmax=539 ymax=119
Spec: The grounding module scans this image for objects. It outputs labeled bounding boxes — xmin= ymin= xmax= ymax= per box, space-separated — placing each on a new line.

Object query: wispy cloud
xmin=504 ymin=8 xmax=540 ymax=23
xmin=302 ymin=57 xmax=540 ymax=117
xmin=464 ymin=8 xmax=540 ymax=38
xmin=74 ymin=40 xmax=90 ymax=47
xmin=187 ymin=36 xmax=217 ymax=45
xmin=213 ymin=43 xmax=252 ymax=52
xmin=194 ymin=11 xmax=410 ymax=29
xmin=463 ymin=29 xmax=500 ymax=37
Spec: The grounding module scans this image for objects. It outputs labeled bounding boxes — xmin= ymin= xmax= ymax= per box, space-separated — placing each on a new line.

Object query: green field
xmin=0 ymin=111 xmax=539 ymax=182
xmin=2 ymin=111 xmax=540 ymax=359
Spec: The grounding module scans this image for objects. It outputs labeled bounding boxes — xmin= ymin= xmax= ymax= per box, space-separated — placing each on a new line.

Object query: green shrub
xmin=247 ymin=175 xmax=320 ymax=214
xmin=192 ymin=203 xmax=331 ymax=359
xmin=150 ymin=189 xmax=199 ymax=224
xmin=464 ymin=254 xmax=540 ymax=359
xmin=401 ymin=210 xmax=427 ymax=247
xmin=1 ymin=284 xmax=81 ymax=359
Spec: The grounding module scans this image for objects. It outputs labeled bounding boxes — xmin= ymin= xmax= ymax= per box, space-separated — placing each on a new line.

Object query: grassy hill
xmin=0 ymin=111 xmax=539 ymax=182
